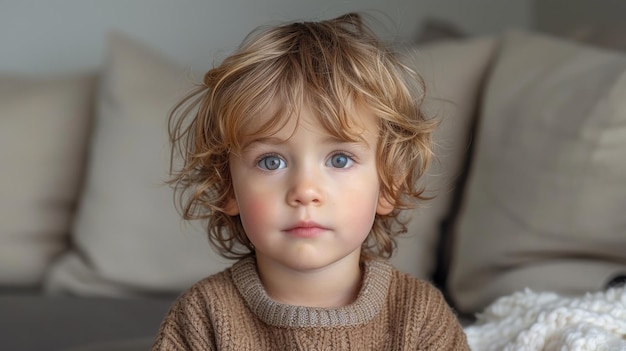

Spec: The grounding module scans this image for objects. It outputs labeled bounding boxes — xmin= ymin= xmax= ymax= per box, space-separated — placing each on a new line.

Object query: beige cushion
xmin=448 ymin=31 xmax=626 ymax=314
xmin=0 ymin=74 xmax=94 ymax=286
xmin=390 ymin=37 xmax=497 ymax=279
xmin=45 ymin=32 xmax=230 ymax=296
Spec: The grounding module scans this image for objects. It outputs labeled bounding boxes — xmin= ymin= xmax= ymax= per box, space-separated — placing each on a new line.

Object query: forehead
xmin=236 ymin=101 xmax=380 ymax=146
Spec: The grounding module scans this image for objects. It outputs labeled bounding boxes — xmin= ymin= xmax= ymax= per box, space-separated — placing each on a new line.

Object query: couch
xmin=2 ymin=28 xmax=625 ymax=350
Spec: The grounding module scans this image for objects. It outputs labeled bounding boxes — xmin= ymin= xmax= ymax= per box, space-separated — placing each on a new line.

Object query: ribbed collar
xmin=231 ymin=257 xmax=392 ymax=328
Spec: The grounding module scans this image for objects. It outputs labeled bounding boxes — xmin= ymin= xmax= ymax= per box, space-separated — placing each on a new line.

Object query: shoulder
xmin=366 ymin=260 xmax=453 ymax=317
xmin=389 ymin=267 xmax=460 ymax=320
xmin=360 ymin=259 xmax=445 ymax=304
xmin=187 ymin=267 xmax=237 ymax=297
xmin=388 ymin=266 xmax=445 ymax=301
xmin=172 ymin=265 xmax=240 ymax=315
xmin=152 ymin=267 xmax=238 ymax=350
xmin=158 ymin=264 xmax=245 ymax=330
xmin=387 ymin=266 xmax=470 ymax=350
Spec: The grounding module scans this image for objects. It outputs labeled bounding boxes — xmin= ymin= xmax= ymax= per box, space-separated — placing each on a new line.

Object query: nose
xmin=286 ymin=168 xmax=324 ymax=207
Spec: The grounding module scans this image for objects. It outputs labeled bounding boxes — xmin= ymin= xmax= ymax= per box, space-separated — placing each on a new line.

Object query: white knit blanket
xmin=464 ymin=287 xmax=626 ymax=351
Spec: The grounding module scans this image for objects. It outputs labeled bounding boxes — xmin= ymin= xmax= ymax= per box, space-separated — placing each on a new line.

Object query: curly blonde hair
xmin=168 ymin=13 xmax=437 ymax=260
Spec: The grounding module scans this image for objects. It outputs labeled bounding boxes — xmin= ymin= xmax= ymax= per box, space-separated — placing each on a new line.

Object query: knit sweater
xmin=152 ymin=257 xmax=469 ymax=350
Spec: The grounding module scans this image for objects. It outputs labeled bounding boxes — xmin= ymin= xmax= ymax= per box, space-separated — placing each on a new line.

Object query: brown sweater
xmin=152 ymin=257 xmax=469 ymax=350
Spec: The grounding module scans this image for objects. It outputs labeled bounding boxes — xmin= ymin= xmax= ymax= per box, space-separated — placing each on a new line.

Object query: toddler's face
xmin=226 ymin=105 xmax=391 ymax=274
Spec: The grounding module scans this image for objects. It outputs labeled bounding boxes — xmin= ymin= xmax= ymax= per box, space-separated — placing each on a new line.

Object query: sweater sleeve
xmin=416 ymin=286 xmax=470 ymax=350
xmin=151 ymin=288 xmax=216 ymax=351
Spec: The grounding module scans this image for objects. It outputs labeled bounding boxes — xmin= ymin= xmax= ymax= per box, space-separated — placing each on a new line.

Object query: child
xmin=153 ymin=13 xmax=469 ymax=350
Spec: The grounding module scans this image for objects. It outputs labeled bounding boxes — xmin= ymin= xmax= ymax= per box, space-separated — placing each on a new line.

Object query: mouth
xmin=283 ymin=221 xmax=328 ymax=238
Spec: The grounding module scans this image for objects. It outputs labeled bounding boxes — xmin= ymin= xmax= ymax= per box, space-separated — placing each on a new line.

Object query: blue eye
xmin=327 ymin=153 xmax=353 ymax=168
xmin=257 ymin=155 xmax=286 ymax=170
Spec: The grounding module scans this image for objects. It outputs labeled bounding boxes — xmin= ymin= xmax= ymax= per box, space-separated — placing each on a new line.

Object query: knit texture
xmin=152 ymin=257 xmax=468 ymax=350
xmin=465 ymin=287 xmax=626 ymax=350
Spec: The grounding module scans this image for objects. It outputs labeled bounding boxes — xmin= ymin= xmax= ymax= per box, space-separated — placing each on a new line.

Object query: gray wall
xmin=1 ymin=0 xmax=531 ymax=75
xmin=535 ymin=0 xmax=626 ymax=34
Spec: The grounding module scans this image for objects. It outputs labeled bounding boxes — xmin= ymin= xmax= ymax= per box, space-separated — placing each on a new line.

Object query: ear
xmin=223 ymin=196 xmax=239 ymax=216
xmin=376 ymin=193 xmax=394 ymax=215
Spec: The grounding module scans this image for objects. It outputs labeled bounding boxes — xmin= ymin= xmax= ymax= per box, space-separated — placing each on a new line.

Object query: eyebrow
xmin=323 ymin=135 xmax=371 ymax=148
xmin=241 ymin=134 xmax=371 ymax=151
xmin=241 ymin=136 xmax=287 ymax=151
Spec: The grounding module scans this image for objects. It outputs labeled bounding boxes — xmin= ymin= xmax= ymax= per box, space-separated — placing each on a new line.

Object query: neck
xmin=255 ymin=254 xmax=363 ymax=308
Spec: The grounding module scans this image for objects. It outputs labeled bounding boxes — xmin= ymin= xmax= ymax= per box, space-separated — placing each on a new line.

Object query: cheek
xmin=352 ymin=195 xmax=379 ymax=231
xmin=339 ymin=176 xmax=380 ymax=235
xmin=235 ymin=188 xmax=280 ymax=238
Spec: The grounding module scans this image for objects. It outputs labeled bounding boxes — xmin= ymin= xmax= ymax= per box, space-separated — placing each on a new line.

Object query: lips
xmin=283 ymin=221 xmax=328 ymax=238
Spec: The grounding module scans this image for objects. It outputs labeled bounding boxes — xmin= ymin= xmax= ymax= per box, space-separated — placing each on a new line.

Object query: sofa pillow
xmin=390 ymin=37 xmax=497 ymax=279
xmin=45 ymin=32 xmax=230 ymax=296
xmin=0 ymin=74 xmax=95 ymax=286
xmin=448 ymin=31 xmax=626 ymax=314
